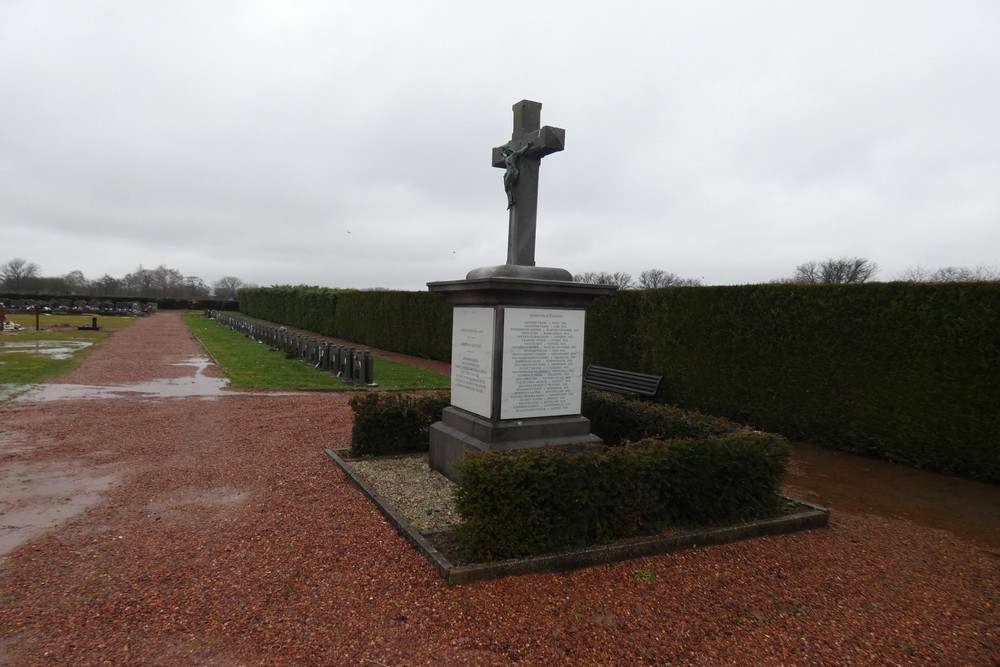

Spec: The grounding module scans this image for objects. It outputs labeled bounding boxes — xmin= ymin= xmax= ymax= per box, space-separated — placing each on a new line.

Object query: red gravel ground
xmin=0 ymin=312 xmax=997 ymax=666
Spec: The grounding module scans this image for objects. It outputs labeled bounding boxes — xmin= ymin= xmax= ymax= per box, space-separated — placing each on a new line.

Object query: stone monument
xmin=427 ymin=100 xmax=616 ymax=480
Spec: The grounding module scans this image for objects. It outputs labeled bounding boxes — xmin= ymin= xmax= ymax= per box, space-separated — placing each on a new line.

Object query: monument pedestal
xmin=427 ymin=276 xmax=615 ymax=480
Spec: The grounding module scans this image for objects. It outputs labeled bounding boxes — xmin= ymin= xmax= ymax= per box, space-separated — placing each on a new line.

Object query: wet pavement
xmin=11 ymin=355 xmax=297 ymax=402
xmin=3 ymin=321 xmax=998 ymax=559
xmin=0 ymin=459 xmax=119 ymax=557
xmin=0 ymin=338 xmax=94 ymax=360
xmin=786 ymin=441 xmax=1000 ymax=551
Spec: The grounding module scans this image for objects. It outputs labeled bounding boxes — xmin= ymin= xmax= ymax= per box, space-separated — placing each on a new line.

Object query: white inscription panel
xmin=450 ymin=307 xmax=495 ymax=418
xmin=501 ymin=307 xmax=585 ymax=420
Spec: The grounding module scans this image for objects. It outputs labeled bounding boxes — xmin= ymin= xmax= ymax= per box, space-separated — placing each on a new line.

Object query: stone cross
xmin=492 ymin=100 xmax=565 ymax=267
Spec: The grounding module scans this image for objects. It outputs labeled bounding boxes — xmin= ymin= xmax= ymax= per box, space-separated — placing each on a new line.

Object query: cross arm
xmin=491 ymin=125 xmax=566 ymax=168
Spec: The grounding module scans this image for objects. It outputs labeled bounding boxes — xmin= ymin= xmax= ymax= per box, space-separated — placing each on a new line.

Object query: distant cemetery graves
xmin=207 ymin=311 xmax=375 ymax=386
xmin=0 ymin=297 xmax=156 ymax=316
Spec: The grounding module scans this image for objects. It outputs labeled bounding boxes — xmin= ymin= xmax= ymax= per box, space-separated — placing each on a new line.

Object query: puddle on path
xmin=0 ymin=339 xmax=94 ymax=360
xmin=10 ymin=355 xmax=296 ymax=402
xmin=0 ymin=385 xmax=31 ymax=402
xmin=0 ymin=460 xmax=119 ymax=557
xmin=787 ymin=441 xmax=1000 ymax=550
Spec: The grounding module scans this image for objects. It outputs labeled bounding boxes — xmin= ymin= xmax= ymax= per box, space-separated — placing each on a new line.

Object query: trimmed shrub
xmin=239 ymin=285 xmax=343 ymax=336
xmin=348 ymin=392 xmax=449 ymax=457
xmin=582 ymin=388 xmax=742 ymax=445
xmin=243 ymin=281 xmax=1000 ymax=482
xmin=238 ymin=286 xmax=452 ymax=361
xmin=453 ymin=431 xmax=790 ymax=561
xmin=333 ymin=291 xmax=452 ymax=361
xmin=632 ymin=435 xmax=790 ymax=526
xmin=586 ymin=282 xmax=1000 ymax=483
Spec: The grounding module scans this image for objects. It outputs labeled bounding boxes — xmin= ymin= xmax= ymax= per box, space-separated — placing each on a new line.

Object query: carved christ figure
xmin=501 ymin=142 xmax=532 ymax=209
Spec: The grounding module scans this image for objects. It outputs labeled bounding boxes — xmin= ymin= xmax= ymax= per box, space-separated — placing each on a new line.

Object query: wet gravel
xmin=348 ymin=454 xmax=460 ymax=533
xmin=0 ymin=311 xmax=997 ymax=665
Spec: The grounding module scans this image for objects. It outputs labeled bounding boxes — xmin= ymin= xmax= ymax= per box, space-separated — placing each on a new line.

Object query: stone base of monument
xmin=429 ymin=407 xmax=603 ymax=480
xmin=427 ymin=275 xmax=616 ymax=482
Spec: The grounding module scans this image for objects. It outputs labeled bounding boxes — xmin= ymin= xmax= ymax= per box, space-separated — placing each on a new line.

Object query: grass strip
xmin=0 ymin=331 xmax=111 ymax=386
xmin=181 ymin=313 xmax=450 ymax=391
xmin=4 ymin=314 xmax=138 ymax=330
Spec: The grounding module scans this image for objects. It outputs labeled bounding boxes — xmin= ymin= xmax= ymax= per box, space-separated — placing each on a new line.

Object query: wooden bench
xmin=583 ymin=365 xmax=663 ymax=399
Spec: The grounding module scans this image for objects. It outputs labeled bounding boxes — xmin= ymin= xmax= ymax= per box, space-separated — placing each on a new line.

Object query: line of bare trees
xmin=574 ymin=269 xmax=703 ymax=289
xmin=0 ymin=257 xmax=254 ymax=299
xmin=774 ymin=257 xmax=999 ymax=284
xmin=575 ymin=258 xmax=998 ymax=288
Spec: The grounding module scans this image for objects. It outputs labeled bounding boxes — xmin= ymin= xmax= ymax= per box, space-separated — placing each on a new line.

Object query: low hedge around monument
xmin=347 ymin=390 xmax=790 ymax=561
xmin=348 ymin=389 xmax=743 ymax=455
xmin=582 ymin=389 xmax=742 ymax=444
xmin=454 ymin=432 xmax=791 ymax=561
xmin=349 ymin=392 xmax=450 ymax=457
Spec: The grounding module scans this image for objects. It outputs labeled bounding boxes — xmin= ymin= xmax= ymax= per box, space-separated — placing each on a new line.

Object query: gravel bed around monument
xmin=347 ymin=453 xmax=460 ymax=532
xmin=0 ymin=312 xmax=997 ymax=666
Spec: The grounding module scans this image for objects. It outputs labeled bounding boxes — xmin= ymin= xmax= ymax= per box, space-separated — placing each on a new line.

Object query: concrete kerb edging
xmin=324 ymin=448 xmax=831 ymax=586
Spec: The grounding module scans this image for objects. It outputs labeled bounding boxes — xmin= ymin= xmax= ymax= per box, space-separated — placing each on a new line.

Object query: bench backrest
xmin=583 ymin=365 xmax=662 ymax=398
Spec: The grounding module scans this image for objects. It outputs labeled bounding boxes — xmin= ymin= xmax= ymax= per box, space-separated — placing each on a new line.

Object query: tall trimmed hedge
xmin=238 ymin=282 xmax=999 ymax=482
xmin=586 ymin=282 xmax=1000 ymax=482
xmin=239 ymin=286 xmax=341 ymax=335
xmin=334 ymin=291 xmax=452 ymax=361
xmin=238 ymin=286 xmax=451 ymax=361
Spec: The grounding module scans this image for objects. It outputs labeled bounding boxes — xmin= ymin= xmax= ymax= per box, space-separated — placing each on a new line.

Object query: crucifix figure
xmin=492 ymin=100 xmax=565 ymax=267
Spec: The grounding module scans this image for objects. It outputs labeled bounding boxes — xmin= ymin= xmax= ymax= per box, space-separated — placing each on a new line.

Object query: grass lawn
xmin=0 ymin=330 xmax=111 ymax=388
xmin=182 ymin=313 xmax=450 ymax=391
xmin=1 ymin=315 xmax=137 ymax=399
xmin=4 ymin=313 xmax=139 ymax=331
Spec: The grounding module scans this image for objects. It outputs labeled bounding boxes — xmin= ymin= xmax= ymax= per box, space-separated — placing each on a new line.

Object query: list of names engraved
xmin=450 ymin=307 xmax=495 ymax=418
xmin=500 ymin=307 xmax=585 ymax=419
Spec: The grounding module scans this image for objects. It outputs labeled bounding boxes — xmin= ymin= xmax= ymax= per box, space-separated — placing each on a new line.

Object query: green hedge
xmin=349 ymin=392 xmax=450 ymax=457
xmin=582 ymin=389 xmax=742 ymax=445
xmin=345 ymin=388 xmax=740 ymax=454
xmin=333 ymin=291 xmax=452 ymax=361
xmin=239 ymin=285 xmax=342 ymax=336
xmin=241 ymin=282 xmax=1000 ymax=482
xmin=239 ymin=286 xmax=451 ymax=361
xmin=454 ymin=432 xmax=790 ymax=561
xmin=586 ymin=283 xmax=1000 ymax=483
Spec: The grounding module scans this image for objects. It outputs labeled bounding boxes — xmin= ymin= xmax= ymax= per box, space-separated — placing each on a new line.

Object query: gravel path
xmin=0 ymin=311 xmax=996 ymax=665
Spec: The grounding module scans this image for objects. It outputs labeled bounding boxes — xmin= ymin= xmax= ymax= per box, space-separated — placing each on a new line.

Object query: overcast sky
xmin=2 ymin=1 xmax=998 ymax=290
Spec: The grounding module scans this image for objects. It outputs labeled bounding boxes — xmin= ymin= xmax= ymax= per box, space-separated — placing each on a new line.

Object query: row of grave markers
xmin=206 ymin=310 xmax=375 ymax=386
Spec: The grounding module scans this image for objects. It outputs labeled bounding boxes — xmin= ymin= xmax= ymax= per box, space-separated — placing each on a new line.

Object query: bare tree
xmin=122 ymin=266 xmax=155 ymax=297
xmin=62 ymin=270 xmax=90 ymax=294
xmin=790 ymin=257 xmax=879 ymax=284
xmin=182 ymin=276 xmax=211 ymax=298
xmin=96 ymin=274 xmax=122 ymax=296
xmin=893 ymin=265 xmax=931 ymax=282
xmin=930 ymin=265 xmax=1000 ymax=282
xmin=212 ymin=276 xmax=246 ymax=299
xmin=574 ymin=271 xmax=634 ymax=289
xmin=1 ymin=257 xmax=42 ymax=292
xmin=637 ymin=268 xmax=702 ymax=288
xmin=894 ymin=264 xmax=999 ymax=282
xmin=149 ymin=265 xmax=185 ymax=297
